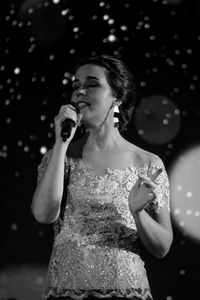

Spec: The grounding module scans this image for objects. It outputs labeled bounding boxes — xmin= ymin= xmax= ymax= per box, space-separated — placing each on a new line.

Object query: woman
xmin=31 ymin=54 xmax=173 ymax=300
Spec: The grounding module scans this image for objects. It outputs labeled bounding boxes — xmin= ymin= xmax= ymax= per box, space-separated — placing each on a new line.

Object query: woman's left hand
xmin=128 ymin=166 xmax=163 ymax=214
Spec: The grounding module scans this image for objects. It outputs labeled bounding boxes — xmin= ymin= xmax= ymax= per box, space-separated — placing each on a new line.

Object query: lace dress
xmin=37 ymin=150 xmax=170 ymax=300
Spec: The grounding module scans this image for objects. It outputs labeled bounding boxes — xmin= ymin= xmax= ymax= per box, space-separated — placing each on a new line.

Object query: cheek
xmin=88 ymin=89 xmax=114 ymax=112
xmin=91 ymin=90 xmax=111 ymax=104
xmin=70 ymin=94 xmax=76 ymax=102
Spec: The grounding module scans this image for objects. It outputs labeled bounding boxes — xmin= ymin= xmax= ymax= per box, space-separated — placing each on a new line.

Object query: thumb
xmin=134 ymin=176 xmax=143 ymax=189
xmin=76 ymin=113 xmax=82 ymax=127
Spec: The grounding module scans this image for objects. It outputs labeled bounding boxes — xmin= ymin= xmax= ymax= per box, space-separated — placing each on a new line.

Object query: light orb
xmin=169 ymin=145 xmax=200 ymax=243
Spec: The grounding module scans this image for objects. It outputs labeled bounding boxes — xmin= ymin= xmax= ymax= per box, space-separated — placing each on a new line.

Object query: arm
xmin=133 ymin=204 xmax=173 ymax=258
xmin=31 ymin=104 xmax=82 ymax=224
xmin=128 ymin=159 xmax=173 ymax=258
xmin=31 ymin=143 xmax=68 ymax=224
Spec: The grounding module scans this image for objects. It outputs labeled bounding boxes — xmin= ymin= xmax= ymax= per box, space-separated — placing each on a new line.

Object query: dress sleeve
xmin=145 ymin=160 xmax=170 ymax=214
xmin=37 ymin=149 xmax=53 ymax=184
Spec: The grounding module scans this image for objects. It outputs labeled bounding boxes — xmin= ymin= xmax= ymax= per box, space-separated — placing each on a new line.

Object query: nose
xmin=71 ymin=86 xmax=87 ymax=105
xmin=77 ymin=87 xmax=86 ymax=96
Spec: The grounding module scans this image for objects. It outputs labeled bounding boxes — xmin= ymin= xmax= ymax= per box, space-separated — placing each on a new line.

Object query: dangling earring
xmin=114 ymin=105 xmax=120 ymax=128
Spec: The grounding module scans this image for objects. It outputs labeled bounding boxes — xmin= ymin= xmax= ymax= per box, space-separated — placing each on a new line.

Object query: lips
xmin=77 ymin=101 xmax=90 ymax=109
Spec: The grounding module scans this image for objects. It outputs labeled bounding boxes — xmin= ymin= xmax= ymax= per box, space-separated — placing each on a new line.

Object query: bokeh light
xmin=134 ymin=95 xmax=181 ymax=145
xmin=169 ymin=145 xmax=200 ymax=243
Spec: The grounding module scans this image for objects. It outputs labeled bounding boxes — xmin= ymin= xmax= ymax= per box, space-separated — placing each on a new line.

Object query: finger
xmin=150 ymin=168 xmax=163 ymax=182
xmin=141 ymin=182 xmax=157 ymax=201
xmin=59 ymin=113 xmax=77 ymax=124
xmin=134 ymin=176 xmax=143 ymax=189
xmin=143 ymin=180 xmax=157 ymax=190
xmin=59 ymin=104 xmax=76 ymax=114
xmin=76 ymin=113 xmax=82 ymax=127
xmin=62 ymin=108 xmax=78 ymax=121
xmin=147 ymin=191 xmax=156 ymax=202
xmin=138 ymin=174 xmax=157 ymax=189
xmin=68 ymin=104 xmax=77 ymax=111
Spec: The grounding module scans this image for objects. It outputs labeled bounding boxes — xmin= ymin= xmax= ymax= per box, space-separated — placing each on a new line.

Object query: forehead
xmin=74 ymin=64 xmax=108 ymax=81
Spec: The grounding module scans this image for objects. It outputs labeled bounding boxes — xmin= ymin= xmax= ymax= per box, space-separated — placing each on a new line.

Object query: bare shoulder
xmin=125 ymin=141 xmax=164 ymax=169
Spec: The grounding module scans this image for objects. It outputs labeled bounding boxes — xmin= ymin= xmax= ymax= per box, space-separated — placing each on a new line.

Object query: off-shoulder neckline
xmin=70 ymin=158 xmax=158 ymax=178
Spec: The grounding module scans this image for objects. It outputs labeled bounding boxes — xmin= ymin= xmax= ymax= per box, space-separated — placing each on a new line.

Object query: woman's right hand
xmin=54 ymin=104 xmax=82 ymax=145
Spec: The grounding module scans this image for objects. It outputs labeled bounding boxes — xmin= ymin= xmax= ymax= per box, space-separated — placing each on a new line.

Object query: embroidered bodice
xmin=37 ymin=150 xmax=170 ymax=300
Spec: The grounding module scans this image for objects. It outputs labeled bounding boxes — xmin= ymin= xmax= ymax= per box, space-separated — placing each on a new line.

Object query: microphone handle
xmin=61 ymin=119 xmax=76 ymax=142
xmin=60 ymin=103 xmax=80 ymax=142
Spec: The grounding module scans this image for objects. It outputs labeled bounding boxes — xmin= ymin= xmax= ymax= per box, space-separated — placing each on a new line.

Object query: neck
xmin=84 ymin=124 xmax=123 ymax=152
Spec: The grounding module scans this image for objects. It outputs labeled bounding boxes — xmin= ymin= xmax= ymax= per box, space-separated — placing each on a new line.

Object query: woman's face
xmin=71 ymin=64 xmax=116 ymax=128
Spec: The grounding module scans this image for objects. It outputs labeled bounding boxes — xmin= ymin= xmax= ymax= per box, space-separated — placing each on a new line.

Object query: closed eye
xmin=72 ymin=81 xmax=99 ymax=91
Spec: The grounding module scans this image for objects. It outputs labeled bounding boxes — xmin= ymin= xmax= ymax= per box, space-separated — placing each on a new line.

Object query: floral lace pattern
xmin=37 ymin=151 xmax=170 ymax=300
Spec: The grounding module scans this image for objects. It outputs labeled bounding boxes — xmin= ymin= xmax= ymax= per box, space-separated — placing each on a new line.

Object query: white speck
xmin=138 ymin=129 xmax=144 ymax=136
xmin=163 ymin=119 xmax=169 ymax=125
xmin=180 ymin=269 xmax=186 ymax=275
xmin=186 ymin=209 xmax=192 ymax=215
xmin=40 ymin=146 xmax=47 ymax=154
xmin=108 ymin=34 xmax=116 ymax=42
xmin=11 ymin=223 xmax=18 ymax=231
xmin=177 ymin=185 xmax=183 ymax=191
xmin=61 ymin=9 xmax=70 ymax=16
xmin=14 ymin=67 xmax=21 ymax=75
xmin=186 ymin=191 xmax=192 ymax=198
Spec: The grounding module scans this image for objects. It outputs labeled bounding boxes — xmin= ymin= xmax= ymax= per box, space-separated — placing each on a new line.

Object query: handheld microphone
xmin=61 ymin=103 xmax=79 ymax=142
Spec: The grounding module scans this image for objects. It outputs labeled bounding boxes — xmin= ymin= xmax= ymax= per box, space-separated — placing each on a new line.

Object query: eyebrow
xmin=73 ymin=76 xmax=100 ymax=83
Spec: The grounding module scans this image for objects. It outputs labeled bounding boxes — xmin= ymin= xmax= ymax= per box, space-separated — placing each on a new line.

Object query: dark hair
xmin=73 ymin=54 xmax=137 ymax=132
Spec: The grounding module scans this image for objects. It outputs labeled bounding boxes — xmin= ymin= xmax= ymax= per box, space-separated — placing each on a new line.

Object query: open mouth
xmin=77 ymin=101 xmax=90 ymax=109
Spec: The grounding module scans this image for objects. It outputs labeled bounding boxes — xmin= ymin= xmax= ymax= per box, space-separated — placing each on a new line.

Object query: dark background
xmin=0 ymin=0 xmax=200 ymax=299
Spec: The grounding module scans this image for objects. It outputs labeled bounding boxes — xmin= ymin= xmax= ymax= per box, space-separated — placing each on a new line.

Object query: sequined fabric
xmin=37 ymin=150 xmax=170 ymax=300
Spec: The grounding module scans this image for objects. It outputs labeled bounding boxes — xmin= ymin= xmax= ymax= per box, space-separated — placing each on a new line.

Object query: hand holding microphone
xmin=54 ymin=103 xmax=82 ymax=144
